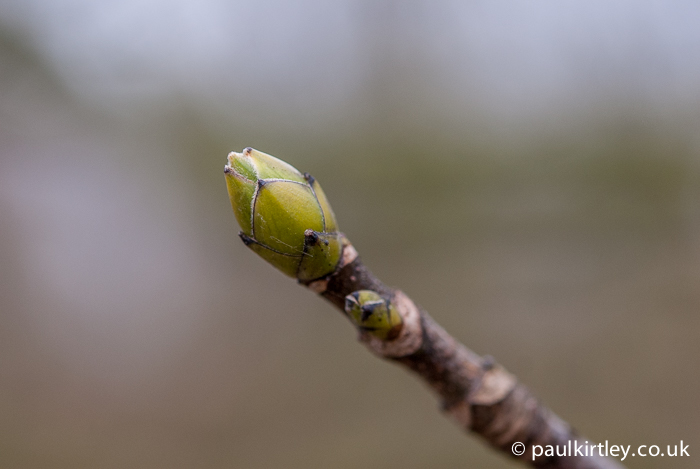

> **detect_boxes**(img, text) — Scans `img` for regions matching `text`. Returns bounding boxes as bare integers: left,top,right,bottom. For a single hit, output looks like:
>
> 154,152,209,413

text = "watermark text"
510,440,689,462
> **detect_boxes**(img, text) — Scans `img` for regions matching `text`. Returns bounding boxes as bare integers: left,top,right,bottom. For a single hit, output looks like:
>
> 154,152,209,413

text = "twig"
224,148,625,469
304,239,624,469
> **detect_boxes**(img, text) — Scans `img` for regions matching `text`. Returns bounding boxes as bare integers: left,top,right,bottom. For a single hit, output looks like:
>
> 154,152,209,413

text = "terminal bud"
225,148,341,281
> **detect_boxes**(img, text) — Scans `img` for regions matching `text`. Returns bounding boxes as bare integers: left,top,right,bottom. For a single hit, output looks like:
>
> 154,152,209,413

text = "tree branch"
224,148,624,468
304,238,625,469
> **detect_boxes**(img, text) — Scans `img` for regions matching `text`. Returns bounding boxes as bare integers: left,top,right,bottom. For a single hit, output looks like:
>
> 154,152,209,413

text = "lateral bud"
344,290,403,341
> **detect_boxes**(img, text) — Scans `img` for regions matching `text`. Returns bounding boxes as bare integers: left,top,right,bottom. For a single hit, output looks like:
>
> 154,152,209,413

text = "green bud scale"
225,147,341,281
344,290,403,341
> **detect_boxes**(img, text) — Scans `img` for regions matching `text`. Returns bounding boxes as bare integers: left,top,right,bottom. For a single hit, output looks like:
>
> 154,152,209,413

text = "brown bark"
303,238,625,469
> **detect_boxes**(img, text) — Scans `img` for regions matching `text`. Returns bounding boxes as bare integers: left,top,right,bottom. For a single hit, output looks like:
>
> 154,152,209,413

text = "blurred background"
1,1,698,468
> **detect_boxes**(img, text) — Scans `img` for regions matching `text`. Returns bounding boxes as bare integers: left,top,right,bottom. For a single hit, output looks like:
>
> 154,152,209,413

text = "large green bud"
344,290,403,340
224,147,341,281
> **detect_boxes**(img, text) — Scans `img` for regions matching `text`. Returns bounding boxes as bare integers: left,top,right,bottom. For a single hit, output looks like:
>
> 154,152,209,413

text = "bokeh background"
1,1,699,468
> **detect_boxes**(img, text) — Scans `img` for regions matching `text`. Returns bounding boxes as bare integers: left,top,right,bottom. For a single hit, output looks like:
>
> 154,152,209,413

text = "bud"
344,290,403,340
224,147,341,281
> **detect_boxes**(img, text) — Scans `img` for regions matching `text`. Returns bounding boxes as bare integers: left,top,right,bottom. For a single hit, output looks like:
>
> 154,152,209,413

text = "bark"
302,238,625,469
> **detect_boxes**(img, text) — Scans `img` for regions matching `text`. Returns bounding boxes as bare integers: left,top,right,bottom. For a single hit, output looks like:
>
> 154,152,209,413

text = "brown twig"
303,237,625,469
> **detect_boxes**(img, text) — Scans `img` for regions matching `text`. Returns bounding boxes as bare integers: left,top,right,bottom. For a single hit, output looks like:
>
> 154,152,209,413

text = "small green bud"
344,290,403,340
225,147,341,281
